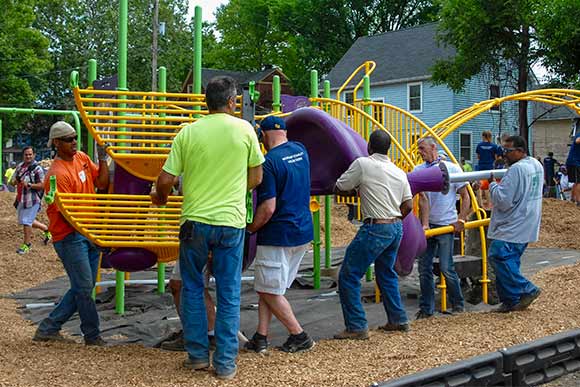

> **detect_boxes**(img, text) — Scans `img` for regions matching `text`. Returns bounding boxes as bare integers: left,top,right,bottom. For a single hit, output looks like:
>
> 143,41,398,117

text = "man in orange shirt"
33,121,109,346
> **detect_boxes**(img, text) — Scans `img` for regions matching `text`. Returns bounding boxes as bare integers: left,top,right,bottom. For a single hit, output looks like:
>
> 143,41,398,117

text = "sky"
188,0,227,22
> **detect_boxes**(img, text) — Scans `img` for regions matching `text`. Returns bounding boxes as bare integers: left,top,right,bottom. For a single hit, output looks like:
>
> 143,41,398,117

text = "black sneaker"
33,330,75,344
514,288,542,311
85,336,107,346
415,310,433,320
243,332,268,353
278,332,315,353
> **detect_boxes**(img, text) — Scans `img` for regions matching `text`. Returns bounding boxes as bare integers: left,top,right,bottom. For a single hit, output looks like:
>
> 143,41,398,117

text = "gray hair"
205,76,237,111
417,136,438,148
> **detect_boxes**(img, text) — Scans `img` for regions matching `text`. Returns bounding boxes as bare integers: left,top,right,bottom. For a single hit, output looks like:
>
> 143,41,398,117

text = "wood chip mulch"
0,192,578,387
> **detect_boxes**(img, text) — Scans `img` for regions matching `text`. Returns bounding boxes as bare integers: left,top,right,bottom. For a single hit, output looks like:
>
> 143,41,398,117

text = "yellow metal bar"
70,205,181,212
68,211,180,218
424,219,490,238
96,241,179,248
78,88,206,99
81,224,179,230
70,218,178,225
80,97,208,107
107,146,171,152
84,106,200,115
88,230,179,236
86,114,196,123
91,122,182,129
99,138,173,144
94,130,178,137
96,235,179,241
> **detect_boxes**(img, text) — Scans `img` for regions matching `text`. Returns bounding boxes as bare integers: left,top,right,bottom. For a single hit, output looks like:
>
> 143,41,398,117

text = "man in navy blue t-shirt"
245,116,314,354
476,130,500,171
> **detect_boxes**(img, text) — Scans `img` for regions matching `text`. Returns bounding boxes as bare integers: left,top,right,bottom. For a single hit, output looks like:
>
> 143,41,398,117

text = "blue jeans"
338,222,407,332
179,221,244,375
37,232,100,340
489,240,538,307
418,226,464,314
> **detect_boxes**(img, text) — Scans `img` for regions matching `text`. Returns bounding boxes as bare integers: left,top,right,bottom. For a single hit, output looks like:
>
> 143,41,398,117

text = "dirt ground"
0,191,579,387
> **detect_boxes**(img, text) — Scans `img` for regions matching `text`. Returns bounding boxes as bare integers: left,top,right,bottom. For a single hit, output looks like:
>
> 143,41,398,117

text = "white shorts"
17,202,40,226
253,243,309,296
171,259,211,288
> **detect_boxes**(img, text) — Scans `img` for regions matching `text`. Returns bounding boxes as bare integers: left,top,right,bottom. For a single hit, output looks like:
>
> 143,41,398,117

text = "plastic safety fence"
375,329,580,387
55,192,181,263
72,86,242,181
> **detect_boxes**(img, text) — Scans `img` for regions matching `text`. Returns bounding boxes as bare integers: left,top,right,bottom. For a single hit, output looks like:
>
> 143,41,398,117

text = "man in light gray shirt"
333,130,413,340
488,135,543,312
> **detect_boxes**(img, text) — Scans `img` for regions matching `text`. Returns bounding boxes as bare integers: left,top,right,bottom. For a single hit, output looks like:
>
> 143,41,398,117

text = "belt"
363,218,400,225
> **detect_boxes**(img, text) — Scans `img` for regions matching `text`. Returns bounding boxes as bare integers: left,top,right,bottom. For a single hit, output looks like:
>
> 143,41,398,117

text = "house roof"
533,103,580,121
325,23,455,90
181,67,285,91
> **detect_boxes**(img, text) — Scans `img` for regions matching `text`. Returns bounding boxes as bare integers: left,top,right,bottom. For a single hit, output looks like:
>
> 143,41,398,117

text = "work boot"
494,303,515,313
243,332,268,353
85,336,107,346
415,310,433,320
278,332,315,353
160,330,185,352
183,358,210,370
216,365,237,380
333,329,369,340
33,330,75,344
378,323,410,332
514,288,542,311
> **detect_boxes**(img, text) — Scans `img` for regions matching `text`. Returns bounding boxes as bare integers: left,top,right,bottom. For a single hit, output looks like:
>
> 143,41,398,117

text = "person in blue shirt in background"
245,116,315,354
476,130,501,171
565,129,580,205
487,136,543,313
542,152,560,197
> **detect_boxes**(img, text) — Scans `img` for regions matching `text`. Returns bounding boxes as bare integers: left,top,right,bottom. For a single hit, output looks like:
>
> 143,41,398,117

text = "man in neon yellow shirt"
152,76,264,380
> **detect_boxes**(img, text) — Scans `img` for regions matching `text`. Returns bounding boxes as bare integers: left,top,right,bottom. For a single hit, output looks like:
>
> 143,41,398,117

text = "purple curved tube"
395,213,427,276
106,247,158,272
406,162,450,196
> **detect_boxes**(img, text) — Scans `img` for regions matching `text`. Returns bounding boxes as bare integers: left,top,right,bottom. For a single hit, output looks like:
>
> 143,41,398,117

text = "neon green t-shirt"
163,113,264,229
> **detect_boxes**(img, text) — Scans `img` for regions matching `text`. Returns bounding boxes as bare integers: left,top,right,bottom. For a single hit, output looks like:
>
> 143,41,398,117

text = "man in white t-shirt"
414,137,470,319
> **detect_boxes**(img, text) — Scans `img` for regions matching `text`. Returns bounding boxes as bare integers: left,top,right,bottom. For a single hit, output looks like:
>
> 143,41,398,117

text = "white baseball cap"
48,121,76,147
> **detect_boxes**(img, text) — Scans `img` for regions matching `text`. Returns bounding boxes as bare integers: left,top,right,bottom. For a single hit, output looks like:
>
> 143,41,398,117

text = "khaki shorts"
253,243,309,296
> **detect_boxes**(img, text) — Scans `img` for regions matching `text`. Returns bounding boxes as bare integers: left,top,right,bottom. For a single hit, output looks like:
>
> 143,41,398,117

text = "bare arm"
247,197,276,233
418,193,430,229
399,198,413,219
576,136,580,144
247,165,263,191
151,170,176,205
453,185,471,232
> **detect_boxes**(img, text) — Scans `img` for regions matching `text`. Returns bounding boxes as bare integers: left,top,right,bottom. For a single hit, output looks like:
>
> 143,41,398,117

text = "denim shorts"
17,202,40,226
253,243,309,295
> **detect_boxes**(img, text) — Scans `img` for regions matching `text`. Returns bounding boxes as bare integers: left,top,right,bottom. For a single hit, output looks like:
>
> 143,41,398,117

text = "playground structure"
1,3,575,316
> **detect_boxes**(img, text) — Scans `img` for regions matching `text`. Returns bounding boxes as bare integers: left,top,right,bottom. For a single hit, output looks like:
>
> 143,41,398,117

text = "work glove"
96,144,108,161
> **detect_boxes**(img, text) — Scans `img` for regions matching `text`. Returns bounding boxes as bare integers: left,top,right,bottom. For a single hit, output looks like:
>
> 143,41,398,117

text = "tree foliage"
0,0,51,135
208,0,439,95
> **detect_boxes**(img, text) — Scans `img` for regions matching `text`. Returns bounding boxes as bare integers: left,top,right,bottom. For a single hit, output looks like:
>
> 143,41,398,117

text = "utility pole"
151,0,159,91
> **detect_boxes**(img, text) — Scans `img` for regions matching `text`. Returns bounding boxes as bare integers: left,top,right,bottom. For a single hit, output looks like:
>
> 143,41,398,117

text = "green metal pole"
0,108,81,144
272,75,281,112
363,75,373,282
87,59,97,159
0,119,2,182
193,6,202,116
322,80,332,268
310,70,321,289
157,66,167,294
115,0,129,315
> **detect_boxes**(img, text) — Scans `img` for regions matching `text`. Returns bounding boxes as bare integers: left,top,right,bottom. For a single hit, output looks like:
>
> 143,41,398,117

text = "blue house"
325,23,520,163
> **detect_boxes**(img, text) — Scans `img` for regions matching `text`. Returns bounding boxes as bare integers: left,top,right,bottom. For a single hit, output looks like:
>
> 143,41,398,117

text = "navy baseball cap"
259,116,286,131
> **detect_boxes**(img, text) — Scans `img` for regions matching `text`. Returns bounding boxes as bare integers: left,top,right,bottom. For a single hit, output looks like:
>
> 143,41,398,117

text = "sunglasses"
58,136,77,143
502,147,522,154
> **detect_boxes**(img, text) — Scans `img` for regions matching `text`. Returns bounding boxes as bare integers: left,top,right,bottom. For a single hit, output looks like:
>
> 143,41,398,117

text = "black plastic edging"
374,329,580,387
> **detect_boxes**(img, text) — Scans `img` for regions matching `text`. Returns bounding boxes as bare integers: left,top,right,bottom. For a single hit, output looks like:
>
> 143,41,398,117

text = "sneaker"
378,323,410,332
243,332,268,353
160,331,185,352
216,365,237,380
415,310,433,320
42,231,52,245
85,336,107,346
16,243,31,254
333,329,369,340
183,358,210,370
33,330,75,344
278,332,315,353
514,288,542,311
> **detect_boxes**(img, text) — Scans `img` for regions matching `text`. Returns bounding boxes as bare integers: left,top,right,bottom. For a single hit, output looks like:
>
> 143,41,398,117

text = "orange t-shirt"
44,152,100,242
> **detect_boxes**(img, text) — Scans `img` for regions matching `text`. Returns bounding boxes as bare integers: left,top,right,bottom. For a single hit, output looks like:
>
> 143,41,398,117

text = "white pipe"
95,279,170,287
26,302,56,309
449,169,507,183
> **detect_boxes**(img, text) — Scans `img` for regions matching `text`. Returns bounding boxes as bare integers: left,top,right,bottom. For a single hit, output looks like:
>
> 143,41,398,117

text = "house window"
460,132,472,161
489,84,500,111
344,91,354,118
372,98,384,124
408,82,422,112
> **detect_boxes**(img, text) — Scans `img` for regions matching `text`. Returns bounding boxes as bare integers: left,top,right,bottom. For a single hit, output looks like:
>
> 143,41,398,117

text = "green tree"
209,0,439,95
0,0,51,136
430,0,578,141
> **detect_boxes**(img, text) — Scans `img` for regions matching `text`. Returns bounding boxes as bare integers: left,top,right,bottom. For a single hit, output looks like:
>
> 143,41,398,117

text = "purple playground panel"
113,163,153,195
281,94,311,113
105,248,158,273
285,107,368,196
